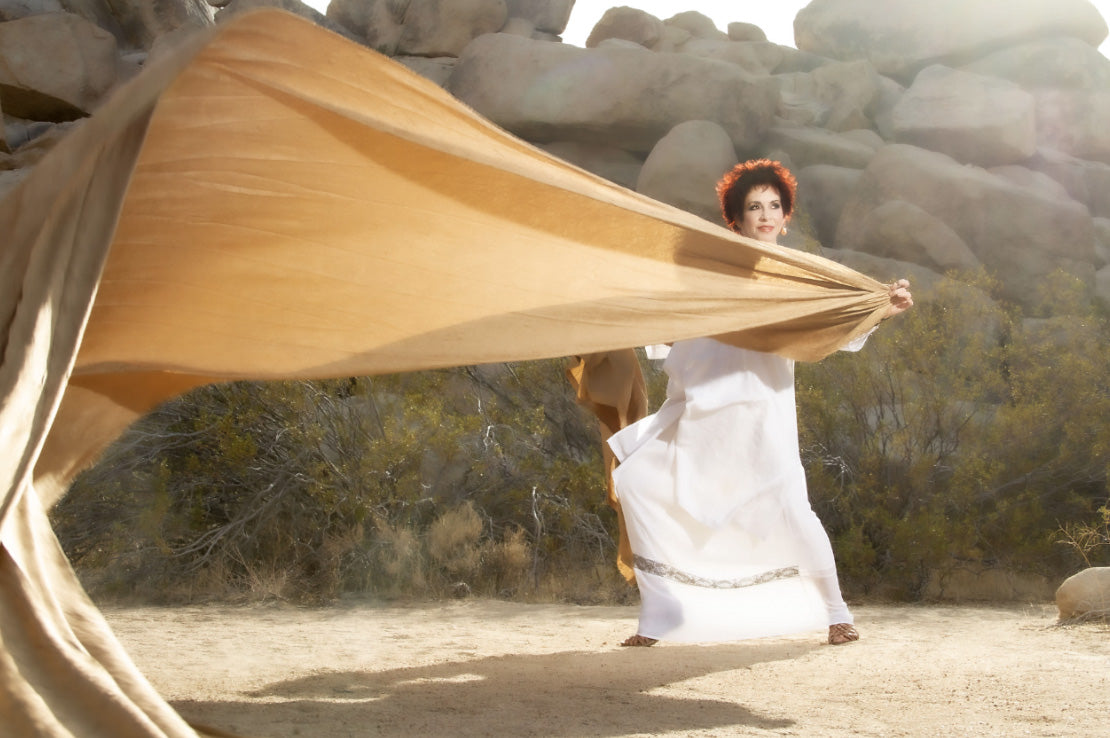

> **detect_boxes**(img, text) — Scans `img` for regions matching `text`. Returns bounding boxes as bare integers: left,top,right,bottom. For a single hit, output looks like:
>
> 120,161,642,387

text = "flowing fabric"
0,10,894,735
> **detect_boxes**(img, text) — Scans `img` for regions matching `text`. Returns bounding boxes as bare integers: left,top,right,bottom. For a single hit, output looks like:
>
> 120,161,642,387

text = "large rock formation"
3,0,1110,308
447,32,779,153
836,144,1095,302
3,0,1110,617
794,0,1108,83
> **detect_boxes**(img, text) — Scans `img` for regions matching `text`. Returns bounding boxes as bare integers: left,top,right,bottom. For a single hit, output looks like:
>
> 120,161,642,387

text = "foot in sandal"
828,623,859,645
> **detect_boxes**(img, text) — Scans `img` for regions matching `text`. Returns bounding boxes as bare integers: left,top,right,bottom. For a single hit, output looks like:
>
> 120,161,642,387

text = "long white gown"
608,337,860,642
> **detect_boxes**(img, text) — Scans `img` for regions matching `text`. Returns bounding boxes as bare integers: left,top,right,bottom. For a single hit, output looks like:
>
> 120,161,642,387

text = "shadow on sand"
174,639,818,737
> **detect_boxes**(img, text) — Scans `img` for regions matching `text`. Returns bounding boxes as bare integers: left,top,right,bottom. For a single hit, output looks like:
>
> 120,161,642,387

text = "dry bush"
426,501,484,581
369,516,426,597
532,562,636,605
229,553,292,603
1058,504,1110,568
481,527,532,596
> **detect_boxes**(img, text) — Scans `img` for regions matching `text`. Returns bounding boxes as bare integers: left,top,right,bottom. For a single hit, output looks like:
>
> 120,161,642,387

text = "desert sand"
104,600,1109,737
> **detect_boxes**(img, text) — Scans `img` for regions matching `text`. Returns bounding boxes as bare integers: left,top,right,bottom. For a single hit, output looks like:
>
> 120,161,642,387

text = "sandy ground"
104,600,1109,738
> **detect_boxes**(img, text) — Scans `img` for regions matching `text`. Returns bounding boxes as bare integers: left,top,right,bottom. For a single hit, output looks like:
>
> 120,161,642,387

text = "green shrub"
52,273,1110,605
798,271,1110,597
53,361,619,604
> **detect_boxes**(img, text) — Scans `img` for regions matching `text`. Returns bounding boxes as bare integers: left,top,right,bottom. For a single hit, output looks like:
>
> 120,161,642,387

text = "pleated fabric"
609,339,843,642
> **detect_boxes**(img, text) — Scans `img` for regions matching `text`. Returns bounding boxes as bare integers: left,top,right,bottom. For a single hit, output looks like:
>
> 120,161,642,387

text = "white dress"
608,337,860,642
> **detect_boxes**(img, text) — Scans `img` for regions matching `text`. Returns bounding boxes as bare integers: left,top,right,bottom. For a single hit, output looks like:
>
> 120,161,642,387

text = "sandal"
828,623,859,645
620,634,658,647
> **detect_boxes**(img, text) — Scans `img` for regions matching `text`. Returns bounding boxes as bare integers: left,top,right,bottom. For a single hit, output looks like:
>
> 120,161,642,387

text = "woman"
610,159,912,647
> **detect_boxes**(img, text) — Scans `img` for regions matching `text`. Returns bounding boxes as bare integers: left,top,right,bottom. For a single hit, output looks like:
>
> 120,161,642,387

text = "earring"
781,226,788,235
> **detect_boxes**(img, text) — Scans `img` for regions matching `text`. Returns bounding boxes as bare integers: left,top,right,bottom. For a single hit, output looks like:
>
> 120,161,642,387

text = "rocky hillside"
2,0,1109,308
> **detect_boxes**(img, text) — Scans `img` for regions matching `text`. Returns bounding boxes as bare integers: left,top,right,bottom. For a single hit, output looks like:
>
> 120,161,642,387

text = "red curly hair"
716,159,797,233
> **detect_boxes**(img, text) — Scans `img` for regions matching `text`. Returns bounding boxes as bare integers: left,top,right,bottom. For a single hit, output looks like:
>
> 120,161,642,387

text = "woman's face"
737,185,786,243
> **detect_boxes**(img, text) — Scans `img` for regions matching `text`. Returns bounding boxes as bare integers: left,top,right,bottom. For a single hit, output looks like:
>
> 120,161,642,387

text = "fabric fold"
1,10,895,735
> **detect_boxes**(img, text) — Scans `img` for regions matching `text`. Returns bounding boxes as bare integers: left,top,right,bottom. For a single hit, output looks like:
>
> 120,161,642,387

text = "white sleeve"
644,344,671,360
839,326,877,353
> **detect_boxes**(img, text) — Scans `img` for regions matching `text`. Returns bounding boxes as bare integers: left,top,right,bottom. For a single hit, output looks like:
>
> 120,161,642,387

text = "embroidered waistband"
633,555,799,589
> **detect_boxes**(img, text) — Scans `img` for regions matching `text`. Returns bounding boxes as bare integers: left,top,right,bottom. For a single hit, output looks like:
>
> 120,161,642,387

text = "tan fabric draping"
567,350,649,583
0,9,892,735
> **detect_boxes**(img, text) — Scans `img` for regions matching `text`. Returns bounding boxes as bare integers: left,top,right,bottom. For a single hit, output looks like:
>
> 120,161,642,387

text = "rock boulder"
327,0,406,54
1093,218,1110,266
891,65,1036,167
809,59,883,132
328,0,508,57
1056,567,1110,620
854,199,980,272
775,59,883,131
397,0,507,57
664,10,726,42
794,0,1109,83
727,21,765,43
0,12,117,120
539,141,643,190
1034,89,1110,165
988,165,1072,201
54,0,214,49
795,164,861,246
1,0,64,21
585,5,663,50
822,248,944,294
764,126,877,170
836,144,1095,304
1026,148,1110,219
449,33,780,154
395,56,456,87
962,36,1110,92
679,39,784,76
504,0,572,36
635,120,736,222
